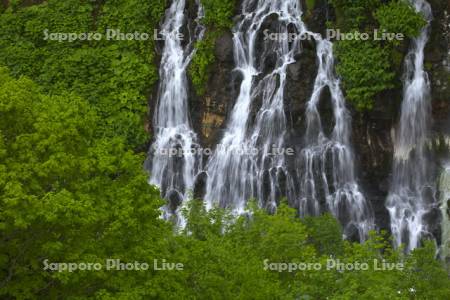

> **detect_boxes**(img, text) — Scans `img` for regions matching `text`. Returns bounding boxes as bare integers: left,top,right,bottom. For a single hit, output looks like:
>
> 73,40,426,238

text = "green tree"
0,68,169,299
0,0,166,148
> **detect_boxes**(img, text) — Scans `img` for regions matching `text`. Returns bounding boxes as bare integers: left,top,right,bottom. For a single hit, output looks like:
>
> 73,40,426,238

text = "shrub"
374,0,427,39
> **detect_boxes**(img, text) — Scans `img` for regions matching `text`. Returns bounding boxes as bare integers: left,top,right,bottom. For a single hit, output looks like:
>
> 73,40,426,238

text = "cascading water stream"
146,0,204,223
386,0,435,252
204,0,305,213
297,40,374,241
204,0,374,240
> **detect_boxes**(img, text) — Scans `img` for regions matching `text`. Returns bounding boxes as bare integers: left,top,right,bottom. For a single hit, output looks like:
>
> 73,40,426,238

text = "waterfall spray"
386,0,435,252
297,39,374,241
146,0,205,224
203,0,373,240
204,0,304,213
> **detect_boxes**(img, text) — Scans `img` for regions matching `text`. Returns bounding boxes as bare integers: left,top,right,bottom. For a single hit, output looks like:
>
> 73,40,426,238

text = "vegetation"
330,0,382,31
0,0,166,148
335,39,395,110
189,35,216,96
330,0,427,111
1,1,449,299
188,0,237,95
306,0,316,11
0,67,169,299
201,0,236,29
1,134,449,299
375,0,427,39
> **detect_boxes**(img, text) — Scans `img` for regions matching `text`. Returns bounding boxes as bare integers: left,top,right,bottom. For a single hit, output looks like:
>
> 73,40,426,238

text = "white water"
204,0,305,213
203,0,373,240
147,0,204,223
297,40,374,241
386,0,434,252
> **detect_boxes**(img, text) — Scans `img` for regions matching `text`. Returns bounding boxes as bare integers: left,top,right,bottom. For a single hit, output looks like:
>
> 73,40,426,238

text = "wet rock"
173,0,450,240
261,170,271,207
188,29,237,147
422,207,442,243
287,60,302,81
285,47,317,130
303,0,332,35
167,189,183,213
344,223,361,242
276,167,287,199
193,171,208,199
215,31,234,63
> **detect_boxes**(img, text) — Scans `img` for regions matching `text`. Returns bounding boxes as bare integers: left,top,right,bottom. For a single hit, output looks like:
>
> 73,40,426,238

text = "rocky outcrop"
285,40,318,133
427,0,450,139
189,30,238,147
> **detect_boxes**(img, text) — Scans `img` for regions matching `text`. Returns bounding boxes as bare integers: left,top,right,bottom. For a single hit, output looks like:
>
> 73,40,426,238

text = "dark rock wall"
427,0,450,137
189,30,238,147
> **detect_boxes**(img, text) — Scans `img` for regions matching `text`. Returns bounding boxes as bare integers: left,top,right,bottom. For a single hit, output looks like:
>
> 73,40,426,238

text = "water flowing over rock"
204,0,304,213
146,0,205,224
202,0,374,240
296,40,374,241
386,0,439,252
146,0,448,246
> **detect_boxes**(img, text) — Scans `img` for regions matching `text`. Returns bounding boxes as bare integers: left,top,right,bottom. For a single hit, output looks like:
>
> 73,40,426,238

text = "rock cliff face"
188,29,239,148
151,0,450,232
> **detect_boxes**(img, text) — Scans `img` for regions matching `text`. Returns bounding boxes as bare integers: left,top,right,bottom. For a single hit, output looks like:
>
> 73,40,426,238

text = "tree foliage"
1,98,449,298
0,0,166,148
0,68,169,299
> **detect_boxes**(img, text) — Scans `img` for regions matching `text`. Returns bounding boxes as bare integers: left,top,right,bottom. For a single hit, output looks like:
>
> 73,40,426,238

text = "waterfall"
203,0,373,240
297,40,374,241
386,0,435,252
146,0,204,223
204,0,304,213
